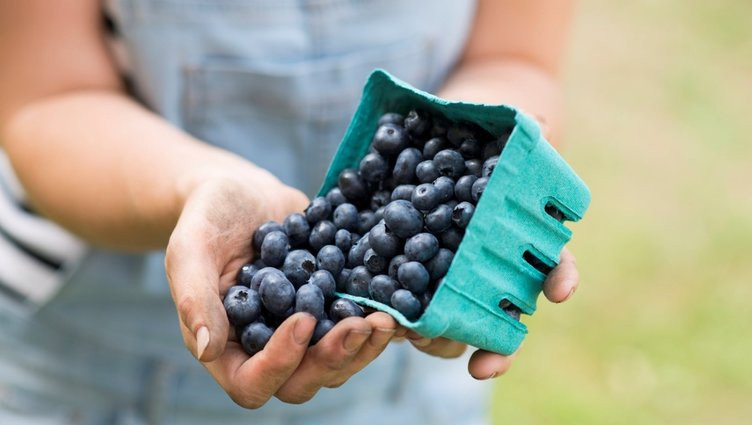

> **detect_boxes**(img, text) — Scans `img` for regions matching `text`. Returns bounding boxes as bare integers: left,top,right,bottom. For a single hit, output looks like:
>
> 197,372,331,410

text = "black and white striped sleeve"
0,151,87,306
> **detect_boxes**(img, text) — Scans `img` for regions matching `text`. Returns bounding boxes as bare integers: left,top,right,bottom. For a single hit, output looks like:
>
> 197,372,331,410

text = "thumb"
166,234,230,362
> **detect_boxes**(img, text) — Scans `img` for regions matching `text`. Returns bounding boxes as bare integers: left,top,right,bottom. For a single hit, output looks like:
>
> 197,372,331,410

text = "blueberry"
391,184,416,201
545,203,566,222
316,245,345,276
403,109,432,137
432,176,454,203
433,149,465,179
452,201,475,229
459,138,482,159
370,190,392,210
357,210,379,235
411,183,441,212
336,268,352,292
373,206,385,224
345,265,372,298
258,272,296,316
454,175,478,203
283,213,310,248
310,319,335,345
368,221,401,258
260,230,288,267
397,261,430,294
430,117,449,137
388,254,409,279
383,200,424,239
236,263,259,287
422,137,448,159
496,130,512,152
471,177,489,202
482,155,499,177
305,197,332,224
415,160,440,183
425,248,454,280
252,221,284,253
391,289,422,320
502,303,522,321
280,249,316,288
240,322,274,356
338,169,369,205
334,228,353,253
404,233,439,262
392,147,422,184
481,140,501,160
424,204,453,233
369,275,399,305
224,285,262,326
295,284,325,319
307,269,336,299
377,112,404,126
308,220,337,253
359,152,389,182
446,124,476,146
372,123,409,157
333,203,359,232
347,234,371,268
439,227,464,251
329,298,365,322
418,291,433,310
364,248,388,274
465,159,482,177
326,187,348,207
250,267,284,291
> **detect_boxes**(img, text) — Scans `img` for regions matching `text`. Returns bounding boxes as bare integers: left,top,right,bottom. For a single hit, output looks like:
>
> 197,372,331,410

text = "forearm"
439,59,562,143
1,90,254,251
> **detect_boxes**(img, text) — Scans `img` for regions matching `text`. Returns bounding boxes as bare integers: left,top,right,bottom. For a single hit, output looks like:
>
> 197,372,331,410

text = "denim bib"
0,1,492,424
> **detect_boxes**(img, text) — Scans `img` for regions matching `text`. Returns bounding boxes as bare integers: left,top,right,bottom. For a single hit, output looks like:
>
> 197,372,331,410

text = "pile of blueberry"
224,109,517,356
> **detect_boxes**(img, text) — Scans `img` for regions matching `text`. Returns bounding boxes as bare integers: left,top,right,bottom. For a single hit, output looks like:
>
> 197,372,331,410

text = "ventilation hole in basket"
523,250,554,276
498,299,524,322
544,202,566,222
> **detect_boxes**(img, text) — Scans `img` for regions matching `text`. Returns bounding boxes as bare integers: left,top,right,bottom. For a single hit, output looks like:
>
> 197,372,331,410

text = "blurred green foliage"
490,1,752,424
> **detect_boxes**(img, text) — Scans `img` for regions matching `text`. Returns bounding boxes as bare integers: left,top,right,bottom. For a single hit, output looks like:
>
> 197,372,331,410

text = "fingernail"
370,327,396,347
343,329,372,352
196,326,210,360
486,372,499,380
293,314,316,345
408,335,431,347
560,286,577,303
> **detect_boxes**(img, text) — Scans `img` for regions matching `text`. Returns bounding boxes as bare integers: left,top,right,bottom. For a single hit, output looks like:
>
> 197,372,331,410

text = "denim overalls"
0,1,491,424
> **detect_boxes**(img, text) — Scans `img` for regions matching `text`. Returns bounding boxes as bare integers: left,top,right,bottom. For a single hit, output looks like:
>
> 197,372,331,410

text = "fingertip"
543,250,580,303
365,311,398,331
468,349,515,380
196,326,210,360
290,312,317,345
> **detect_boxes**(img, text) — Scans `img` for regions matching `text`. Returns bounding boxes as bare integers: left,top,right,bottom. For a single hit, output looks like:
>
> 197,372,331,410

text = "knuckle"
318,352,351,371
227,387,268,410
324,377,350,389
276,389,316,405
176,295,197,323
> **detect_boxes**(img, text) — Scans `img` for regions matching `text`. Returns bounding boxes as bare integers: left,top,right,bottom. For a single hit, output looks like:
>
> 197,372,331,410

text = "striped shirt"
0,151,87,307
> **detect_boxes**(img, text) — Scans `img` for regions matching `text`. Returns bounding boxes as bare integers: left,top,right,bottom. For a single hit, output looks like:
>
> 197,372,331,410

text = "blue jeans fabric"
0,1,491,424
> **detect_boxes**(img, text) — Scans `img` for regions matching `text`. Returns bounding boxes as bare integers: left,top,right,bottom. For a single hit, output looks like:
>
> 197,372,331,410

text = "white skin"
0,0,577,408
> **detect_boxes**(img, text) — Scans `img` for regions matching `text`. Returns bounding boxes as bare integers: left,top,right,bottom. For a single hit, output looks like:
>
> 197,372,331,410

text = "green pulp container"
318,70,591,355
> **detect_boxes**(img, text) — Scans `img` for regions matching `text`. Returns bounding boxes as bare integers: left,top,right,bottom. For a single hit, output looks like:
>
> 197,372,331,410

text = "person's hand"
402,248,579,379
164,165,400,408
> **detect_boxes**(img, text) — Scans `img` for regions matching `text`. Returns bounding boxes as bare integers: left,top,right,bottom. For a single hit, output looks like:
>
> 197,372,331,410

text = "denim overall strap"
0,1,490,424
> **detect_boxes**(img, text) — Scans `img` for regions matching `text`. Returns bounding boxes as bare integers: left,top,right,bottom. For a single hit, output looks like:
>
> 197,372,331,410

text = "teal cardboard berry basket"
318,70,591,355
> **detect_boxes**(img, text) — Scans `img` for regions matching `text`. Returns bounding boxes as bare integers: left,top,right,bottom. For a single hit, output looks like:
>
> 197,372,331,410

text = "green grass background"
489,1,752,424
